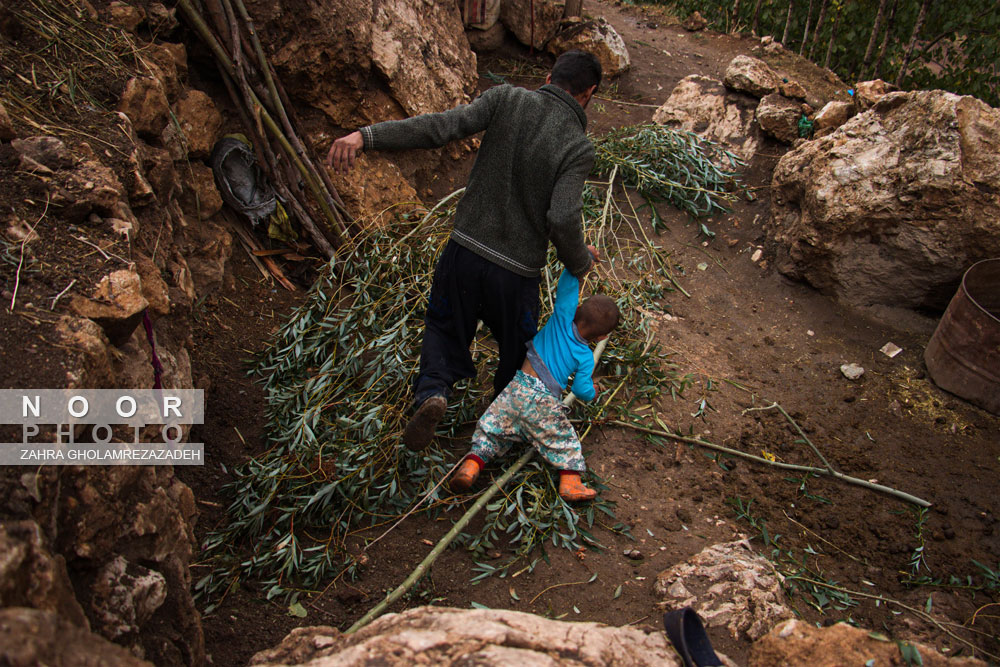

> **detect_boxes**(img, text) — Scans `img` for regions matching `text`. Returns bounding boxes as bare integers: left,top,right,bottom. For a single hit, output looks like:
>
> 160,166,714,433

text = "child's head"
574,295,620,342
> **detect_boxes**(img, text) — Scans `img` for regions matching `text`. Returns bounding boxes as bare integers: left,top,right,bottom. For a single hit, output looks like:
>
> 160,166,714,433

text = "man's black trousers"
413,240,541,406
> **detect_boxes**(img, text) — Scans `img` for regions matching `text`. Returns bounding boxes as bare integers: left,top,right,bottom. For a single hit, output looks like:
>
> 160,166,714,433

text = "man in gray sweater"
327,50,601,451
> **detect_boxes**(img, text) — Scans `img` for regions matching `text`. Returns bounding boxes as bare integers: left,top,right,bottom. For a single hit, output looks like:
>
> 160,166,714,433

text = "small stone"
751,248,763,262
879,342,902,358
840,363,864,381
624,549,643,560
806,329,814,336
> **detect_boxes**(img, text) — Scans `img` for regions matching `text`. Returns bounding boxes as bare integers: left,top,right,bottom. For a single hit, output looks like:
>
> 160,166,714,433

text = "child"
449,266,620,502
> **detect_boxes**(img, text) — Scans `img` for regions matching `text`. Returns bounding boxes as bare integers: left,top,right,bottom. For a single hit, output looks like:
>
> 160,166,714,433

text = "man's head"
574,295,620,343
548,50,602,108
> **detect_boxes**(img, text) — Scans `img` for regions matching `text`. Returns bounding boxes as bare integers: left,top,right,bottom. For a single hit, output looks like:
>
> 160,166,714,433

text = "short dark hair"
576,295,620,339
551,50,602,96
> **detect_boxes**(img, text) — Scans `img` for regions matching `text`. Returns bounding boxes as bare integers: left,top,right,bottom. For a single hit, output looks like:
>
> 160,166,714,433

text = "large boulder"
250,606,727,666
654,539,793,641
248,0,476,126
768,90,1000,309
501,0,565,50
723,55,781,98
547,18,630,77
756,93,802,144
853,78,895,111
750,619,986,667
652,75,759,160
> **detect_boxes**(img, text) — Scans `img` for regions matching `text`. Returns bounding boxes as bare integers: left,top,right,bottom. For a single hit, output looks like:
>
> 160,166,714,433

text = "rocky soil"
1,0,998,665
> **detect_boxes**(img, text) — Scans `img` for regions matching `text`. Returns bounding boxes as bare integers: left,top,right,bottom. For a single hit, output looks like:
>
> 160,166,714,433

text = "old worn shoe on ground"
402,395,446,451
450,456,482,492
558,471,597,502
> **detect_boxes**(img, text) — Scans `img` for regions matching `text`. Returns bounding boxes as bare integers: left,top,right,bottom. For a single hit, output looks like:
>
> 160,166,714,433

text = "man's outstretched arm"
326,85,505,174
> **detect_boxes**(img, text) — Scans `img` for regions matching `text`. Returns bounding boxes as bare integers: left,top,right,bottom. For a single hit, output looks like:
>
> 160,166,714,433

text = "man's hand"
326,131,364,174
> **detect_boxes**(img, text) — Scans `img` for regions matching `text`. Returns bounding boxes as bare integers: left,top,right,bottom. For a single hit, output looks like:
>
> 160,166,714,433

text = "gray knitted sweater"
360,84,594,278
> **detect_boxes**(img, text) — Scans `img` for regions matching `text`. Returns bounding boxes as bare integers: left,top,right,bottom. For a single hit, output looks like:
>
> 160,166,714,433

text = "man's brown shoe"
558,472,597,502
450,457,482,492
402,396,446,451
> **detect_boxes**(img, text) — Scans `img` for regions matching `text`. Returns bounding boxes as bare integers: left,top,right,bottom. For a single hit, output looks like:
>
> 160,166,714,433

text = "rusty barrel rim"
960,258,1000,324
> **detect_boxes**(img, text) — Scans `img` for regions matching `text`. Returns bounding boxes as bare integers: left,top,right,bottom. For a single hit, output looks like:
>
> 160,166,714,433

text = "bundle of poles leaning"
176,0,351,260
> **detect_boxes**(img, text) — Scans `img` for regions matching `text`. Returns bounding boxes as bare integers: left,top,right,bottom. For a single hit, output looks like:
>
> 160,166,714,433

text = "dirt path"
183,2,1000,664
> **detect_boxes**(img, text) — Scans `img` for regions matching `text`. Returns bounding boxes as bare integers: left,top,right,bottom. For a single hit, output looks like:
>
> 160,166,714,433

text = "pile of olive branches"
195,125,743,609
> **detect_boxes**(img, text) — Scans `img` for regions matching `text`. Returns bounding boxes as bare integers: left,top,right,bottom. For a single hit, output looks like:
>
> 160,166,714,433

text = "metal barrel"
924,258,1000,416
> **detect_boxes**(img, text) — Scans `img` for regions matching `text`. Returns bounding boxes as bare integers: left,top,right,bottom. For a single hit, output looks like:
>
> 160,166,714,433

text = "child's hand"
592,378,602,396
587,245,601,262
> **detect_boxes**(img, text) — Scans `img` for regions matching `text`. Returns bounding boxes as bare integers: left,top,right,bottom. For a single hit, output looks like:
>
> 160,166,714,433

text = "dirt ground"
2,0,997,665
176,2,1000,665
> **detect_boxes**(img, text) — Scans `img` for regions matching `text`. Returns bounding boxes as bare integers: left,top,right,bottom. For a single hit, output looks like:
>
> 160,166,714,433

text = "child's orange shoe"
559,472,597,502
450,456,482,492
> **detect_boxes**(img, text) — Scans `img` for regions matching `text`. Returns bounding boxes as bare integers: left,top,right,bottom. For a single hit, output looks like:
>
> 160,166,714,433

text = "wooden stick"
345,338,610,634
612,420,931,507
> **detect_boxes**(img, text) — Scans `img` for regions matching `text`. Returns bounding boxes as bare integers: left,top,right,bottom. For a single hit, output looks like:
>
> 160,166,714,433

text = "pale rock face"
70,270,149,347
653,75,760,160
501,0,565,50
768,90,1000,309
0,608,152,667
853,78,895,111
723,55,781,98
654,539,794,641
118,77,170,137
756,93,803,144
251,606,726,666
812,100,854,134
547,18,631,77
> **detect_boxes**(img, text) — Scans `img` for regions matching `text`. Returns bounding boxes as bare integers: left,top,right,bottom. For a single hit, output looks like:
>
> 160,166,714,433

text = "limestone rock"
53,158,126,223
139,42,183,101
0,608,151,667
0,521,89,628
115,113,156,207
0,100,14,141
328,153,418,220
107,1,145,33
251,606,696,666
756,93,802,144
655,539,793,641
167,249,198,309
90,556,167,642
682,11,708,31
134,253,171,317
142,144,180,202
54,316,115,388
182,220,232,295
750,619,986,667
547,18,630,77
11,135,74,171
258,0,476,127
118,77,170,137
768,90,1000,309
779,79,807,100
501,0,564,50
854,78,895,111
146,3,178,33
168,90,223,159
179,162,223,220
724,55,781,98
70,270,149,347
812,100,854,135
652,75,759,160
466,22,507,52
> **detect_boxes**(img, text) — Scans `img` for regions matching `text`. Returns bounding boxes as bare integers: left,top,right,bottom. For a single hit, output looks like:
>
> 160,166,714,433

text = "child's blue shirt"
525,269,596,402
